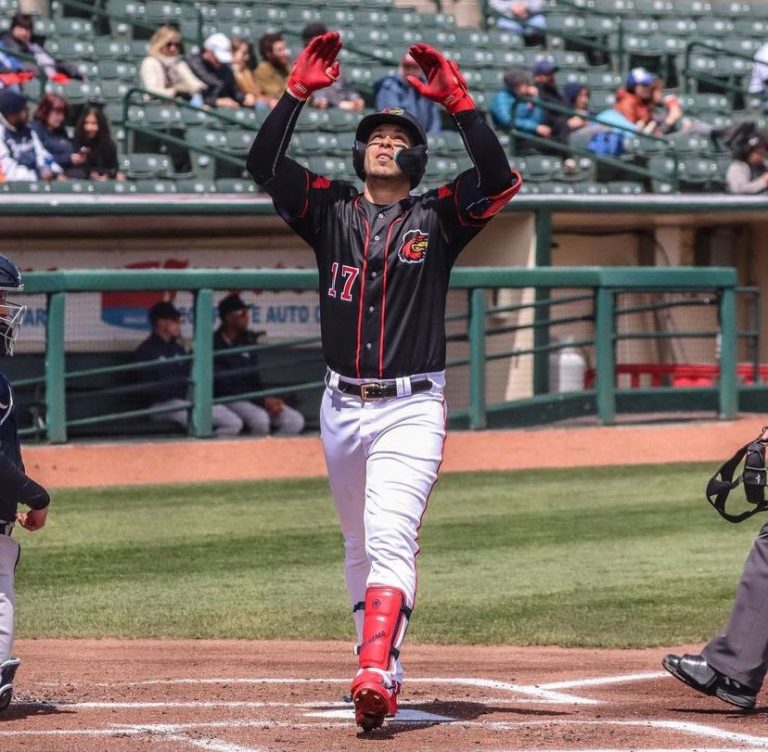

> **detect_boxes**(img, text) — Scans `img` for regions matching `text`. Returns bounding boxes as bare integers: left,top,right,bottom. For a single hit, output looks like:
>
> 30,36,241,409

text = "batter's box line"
53,672,668,706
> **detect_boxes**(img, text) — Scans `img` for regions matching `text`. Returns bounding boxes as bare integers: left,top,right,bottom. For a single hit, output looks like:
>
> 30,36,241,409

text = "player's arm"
0,449,50,532
407,43,521,217
247,32,342,216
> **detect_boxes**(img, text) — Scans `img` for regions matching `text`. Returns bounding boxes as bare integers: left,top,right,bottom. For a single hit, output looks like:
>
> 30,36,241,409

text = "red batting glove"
406,42,474,115
286,31,342,101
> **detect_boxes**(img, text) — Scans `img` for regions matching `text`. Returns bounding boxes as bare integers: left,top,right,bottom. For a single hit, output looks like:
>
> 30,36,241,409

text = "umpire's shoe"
0,657,21,712
662,653,757,710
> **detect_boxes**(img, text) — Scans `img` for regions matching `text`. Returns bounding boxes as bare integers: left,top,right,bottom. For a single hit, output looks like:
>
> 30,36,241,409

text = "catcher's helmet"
353,107,429,188
0,254,26,357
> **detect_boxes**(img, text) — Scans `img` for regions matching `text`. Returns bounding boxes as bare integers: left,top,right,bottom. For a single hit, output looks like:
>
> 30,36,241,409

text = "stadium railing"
19,266,739,444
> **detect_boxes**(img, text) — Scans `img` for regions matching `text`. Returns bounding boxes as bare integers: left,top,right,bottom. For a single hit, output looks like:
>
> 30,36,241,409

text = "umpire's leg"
0,534,20,662
702,521,768,690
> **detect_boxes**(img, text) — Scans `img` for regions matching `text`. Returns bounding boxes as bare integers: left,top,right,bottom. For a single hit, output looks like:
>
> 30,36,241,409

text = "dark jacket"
538,81,569,143
30,120,75,171
185,53,244,107
134,333,189,402
70,134,119,179
0,370,49,522
213,329,264,403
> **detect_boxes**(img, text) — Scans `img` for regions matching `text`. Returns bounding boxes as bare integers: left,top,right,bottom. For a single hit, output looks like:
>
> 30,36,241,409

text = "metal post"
191,289,214,437
533,209,552,395
468,288,487,430
45,292,67,444
718,286,738,420
595,287,616,425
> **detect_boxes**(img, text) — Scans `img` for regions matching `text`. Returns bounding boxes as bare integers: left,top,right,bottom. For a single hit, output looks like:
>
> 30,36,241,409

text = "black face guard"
706,427,768,523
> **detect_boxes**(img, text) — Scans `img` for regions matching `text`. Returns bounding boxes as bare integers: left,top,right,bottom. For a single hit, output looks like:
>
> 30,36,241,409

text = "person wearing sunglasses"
140,25,205,103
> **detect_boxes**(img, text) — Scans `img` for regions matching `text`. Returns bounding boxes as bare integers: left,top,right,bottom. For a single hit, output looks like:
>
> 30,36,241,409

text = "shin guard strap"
358,586,409,672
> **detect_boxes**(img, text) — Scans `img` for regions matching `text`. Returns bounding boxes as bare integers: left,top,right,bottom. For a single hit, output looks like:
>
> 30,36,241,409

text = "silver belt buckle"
360,382,383,401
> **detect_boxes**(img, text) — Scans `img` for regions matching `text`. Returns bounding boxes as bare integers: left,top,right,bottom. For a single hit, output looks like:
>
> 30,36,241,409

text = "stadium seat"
45,80,102,105
186,129,227,180
88,180,137,194
633,0,674,13
224,130,253,157
46,180,97,194
291,132,341,156
93,37,131,60
431,130,465,156
120,153,174,179
46,38,96,61
307,156,348,179
98,60,138,80
671,0,712,15
131,179,178,193
145,0,184,23
517,155,561,182
175,179,217,194
215,178,257,193
53,18,95,37
605,181,645,193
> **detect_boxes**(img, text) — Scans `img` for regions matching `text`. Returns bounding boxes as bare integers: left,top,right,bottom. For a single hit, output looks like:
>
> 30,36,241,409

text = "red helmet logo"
398,230,429,264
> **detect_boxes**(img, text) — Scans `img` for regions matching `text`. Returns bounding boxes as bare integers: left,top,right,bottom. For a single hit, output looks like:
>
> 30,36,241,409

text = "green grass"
14,463,759,647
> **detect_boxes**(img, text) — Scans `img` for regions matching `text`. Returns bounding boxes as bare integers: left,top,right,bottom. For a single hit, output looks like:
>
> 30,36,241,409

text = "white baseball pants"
320,370,446,646
0,533,19,663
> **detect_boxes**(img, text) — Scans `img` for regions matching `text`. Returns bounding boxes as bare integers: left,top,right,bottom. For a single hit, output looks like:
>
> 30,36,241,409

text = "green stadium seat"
666,0,711,14
431,130,465,156
71,62,99,82
47,180,97,194
131,179,178,193
518,182,540,195
145,0,184,23
291,132,341,156
46,38,96,61
344,65,375,93
733,18,768,37
93,37,131,60
353,8,390,25
88,180,137,194
574,182,609,195
186,129,227,180
451,49,494,69
486,30,523,49
592,0,636,14
496,50,527,68
3,181,47,193
121,152,174,179
307,156,348,178
224,130,253,157
518,155,562,181
284,6,322,24
711,1,751,16
623,18,658,34
294,108,328,132
53,18,95,37
605,181,645,193
215,5,251,22
175,179,217,194
695,17,733,36
98,60,138,80
45,80,102,105
99,79,132,102
632,0,674,14
128,40,150,59
215,178,258,193
666,132,709,155
657,18,696,36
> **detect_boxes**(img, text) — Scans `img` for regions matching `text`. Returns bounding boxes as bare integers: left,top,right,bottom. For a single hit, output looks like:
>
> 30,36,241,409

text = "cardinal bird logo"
398,229,429,264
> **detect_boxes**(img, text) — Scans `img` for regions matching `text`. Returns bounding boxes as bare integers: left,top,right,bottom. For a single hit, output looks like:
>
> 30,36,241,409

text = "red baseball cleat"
351,669,399,732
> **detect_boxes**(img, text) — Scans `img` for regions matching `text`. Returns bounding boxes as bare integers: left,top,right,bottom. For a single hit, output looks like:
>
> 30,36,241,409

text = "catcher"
0,254,50,712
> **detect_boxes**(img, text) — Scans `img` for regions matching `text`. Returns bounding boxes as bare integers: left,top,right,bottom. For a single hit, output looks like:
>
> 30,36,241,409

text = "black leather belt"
334,376,433,401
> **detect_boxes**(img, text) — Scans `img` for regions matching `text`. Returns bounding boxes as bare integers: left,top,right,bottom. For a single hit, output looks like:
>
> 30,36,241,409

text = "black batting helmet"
353,107,429,188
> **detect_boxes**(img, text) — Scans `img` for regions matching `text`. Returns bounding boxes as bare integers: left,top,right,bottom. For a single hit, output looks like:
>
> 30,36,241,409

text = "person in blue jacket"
490,67,553,153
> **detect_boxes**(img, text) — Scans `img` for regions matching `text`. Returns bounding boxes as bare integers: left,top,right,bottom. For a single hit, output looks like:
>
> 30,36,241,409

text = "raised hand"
287,31,342,101
405,43,474,114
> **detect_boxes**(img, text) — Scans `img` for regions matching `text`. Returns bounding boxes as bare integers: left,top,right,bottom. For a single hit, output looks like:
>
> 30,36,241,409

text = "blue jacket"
490,88,543,133
374,75,441,134
30,120,75,171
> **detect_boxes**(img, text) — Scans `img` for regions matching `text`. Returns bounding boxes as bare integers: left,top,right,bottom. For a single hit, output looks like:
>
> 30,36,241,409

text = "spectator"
231,36,270,109
487,0,546,45
374,52,441,134
531,59,573,144
748,40,768,113
726,132,768,194
30,93,87,177
253,32,290,103
69,105,123,181
213,294,305,436
187,33,255,109
490,67,550,152
613,67,657,131
134,301,244,437
0,13,79,85
139,25,206,104
0,89,62,181
301,23,364,111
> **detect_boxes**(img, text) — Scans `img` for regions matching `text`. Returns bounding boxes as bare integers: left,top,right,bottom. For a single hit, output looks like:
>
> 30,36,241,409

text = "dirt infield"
6,418,768,750
4,639,767,751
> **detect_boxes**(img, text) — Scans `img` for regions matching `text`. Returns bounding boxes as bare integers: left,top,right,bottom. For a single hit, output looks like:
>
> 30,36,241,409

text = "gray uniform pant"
0,533,19,663
702,521,768,690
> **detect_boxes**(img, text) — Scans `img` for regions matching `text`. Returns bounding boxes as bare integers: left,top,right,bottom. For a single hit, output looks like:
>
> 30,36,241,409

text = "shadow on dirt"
0,701,73,721
670,705,763,717
356,699,569,739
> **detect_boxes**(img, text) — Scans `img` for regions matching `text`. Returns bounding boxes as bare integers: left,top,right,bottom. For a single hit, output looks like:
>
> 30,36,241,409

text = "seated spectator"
532,59,573,143
134,301,244,437
0,13,79,85
726,133,768,194
301,23,364,112
187,33,255,109
140,25,206,104
487,0,546,45
613,67,656,131
563,83,610,141
374,52,441,134
213,294,305,436
69,105,124,181
490,67,550,151
749,40,768,113
30,93,88,177
0,89,62,181
231,36,271,109
253,32,290,103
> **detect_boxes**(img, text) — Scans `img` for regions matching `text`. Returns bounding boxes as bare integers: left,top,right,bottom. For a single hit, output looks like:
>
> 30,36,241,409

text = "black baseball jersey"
0,371,50,522
251,98,521,380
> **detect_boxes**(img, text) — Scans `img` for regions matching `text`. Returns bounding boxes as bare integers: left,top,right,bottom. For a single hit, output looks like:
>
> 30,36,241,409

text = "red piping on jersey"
379,214,405,377
353,196,371,378
298,170,311,219
468,170,523,220
453,173,469,227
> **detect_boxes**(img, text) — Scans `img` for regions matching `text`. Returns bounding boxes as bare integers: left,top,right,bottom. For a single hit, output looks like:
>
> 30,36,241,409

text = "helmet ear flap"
353,139,367,182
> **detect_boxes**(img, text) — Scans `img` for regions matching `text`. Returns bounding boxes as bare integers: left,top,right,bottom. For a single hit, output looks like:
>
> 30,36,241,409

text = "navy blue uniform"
133,334,189,402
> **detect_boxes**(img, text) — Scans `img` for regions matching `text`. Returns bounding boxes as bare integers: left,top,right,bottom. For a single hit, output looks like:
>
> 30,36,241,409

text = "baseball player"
0,254,51,712
247,32,520,732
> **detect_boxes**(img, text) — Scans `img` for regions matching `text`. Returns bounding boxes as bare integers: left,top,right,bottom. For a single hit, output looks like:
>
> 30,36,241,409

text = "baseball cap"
204,32,233,64
627,67,656,87
0,90,28,117
218,293,249,319
148,301,181,325
301,22,327,43
532,59,559,76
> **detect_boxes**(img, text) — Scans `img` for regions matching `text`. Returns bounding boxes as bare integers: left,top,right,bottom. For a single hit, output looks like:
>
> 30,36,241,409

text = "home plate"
305,708,454,723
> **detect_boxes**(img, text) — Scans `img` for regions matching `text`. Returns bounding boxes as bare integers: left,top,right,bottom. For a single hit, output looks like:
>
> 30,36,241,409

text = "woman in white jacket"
139,25,205,102
726,134,768,195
